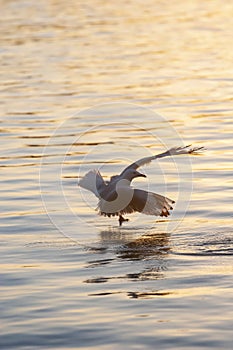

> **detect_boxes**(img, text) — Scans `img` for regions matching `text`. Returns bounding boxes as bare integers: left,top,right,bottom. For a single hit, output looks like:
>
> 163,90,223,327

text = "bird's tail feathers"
78,169,105,198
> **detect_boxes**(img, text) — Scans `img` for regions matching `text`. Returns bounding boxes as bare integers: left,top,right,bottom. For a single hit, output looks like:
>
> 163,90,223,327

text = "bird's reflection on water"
85,226,171,277
99,227,171,261
85,227,172,298
116,232,171,261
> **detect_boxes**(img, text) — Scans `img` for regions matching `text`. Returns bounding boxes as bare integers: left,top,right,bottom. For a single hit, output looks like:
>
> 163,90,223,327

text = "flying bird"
78,145,203,226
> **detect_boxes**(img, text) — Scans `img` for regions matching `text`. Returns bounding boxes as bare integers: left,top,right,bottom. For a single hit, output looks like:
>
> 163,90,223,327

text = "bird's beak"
137,172,147,178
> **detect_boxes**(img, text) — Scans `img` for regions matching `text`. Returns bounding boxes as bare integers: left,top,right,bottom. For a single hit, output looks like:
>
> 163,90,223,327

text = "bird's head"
122,169,147,182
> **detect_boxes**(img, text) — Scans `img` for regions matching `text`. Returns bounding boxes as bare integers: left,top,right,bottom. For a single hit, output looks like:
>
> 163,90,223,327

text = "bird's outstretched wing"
120,145,204,174
121,189,175,217
97,188,175,218
78,169,106,198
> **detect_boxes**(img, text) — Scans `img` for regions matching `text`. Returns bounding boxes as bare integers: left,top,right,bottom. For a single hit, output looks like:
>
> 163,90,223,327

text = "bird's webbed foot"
119,215,129,226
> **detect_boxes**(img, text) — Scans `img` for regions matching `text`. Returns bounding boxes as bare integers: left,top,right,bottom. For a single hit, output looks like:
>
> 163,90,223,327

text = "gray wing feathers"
123,189,175,217
98,188,175,218
121,145,204,173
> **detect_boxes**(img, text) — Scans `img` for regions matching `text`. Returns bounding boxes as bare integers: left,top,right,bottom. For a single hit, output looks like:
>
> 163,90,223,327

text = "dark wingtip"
188,146,205,154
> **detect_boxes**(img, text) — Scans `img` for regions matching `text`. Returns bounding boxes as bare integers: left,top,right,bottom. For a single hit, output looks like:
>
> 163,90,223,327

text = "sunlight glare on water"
1,0,233,349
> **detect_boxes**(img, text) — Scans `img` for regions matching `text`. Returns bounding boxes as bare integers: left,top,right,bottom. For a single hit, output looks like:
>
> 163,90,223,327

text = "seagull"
78,145,203,226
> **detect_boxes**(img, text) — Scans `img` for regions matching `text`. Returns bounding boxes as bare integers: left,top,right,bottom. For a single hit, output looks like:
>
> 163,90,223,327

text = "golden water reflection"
1,0,233,349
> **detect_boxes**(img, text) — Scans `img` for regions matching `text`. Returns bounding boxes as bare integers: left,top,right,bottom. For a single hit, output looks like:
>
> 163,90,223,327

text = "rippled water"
1,1,233,349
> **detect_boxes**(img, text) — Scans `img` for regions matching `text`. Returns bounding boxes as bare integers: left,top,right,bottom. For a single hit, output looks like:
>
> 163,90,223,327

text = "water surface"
1,1,233,349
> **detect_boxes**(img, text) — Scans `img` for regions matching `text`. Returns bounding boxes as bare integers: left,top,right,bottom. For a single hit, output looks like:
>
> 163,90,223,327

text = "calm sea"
1,1,233,349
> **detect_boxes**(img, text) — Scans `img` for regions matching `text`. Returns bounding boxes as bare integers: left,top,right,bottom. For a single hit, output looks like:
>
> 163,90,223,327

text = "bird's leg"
119,215,129,226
